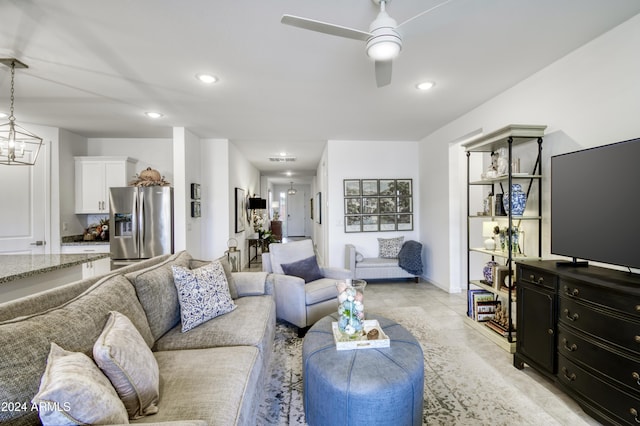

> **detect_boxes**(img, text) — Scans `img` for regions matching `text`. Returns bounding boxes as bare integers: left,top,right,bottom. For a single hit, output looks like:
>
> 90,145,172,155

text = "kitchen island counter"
0,253,110,284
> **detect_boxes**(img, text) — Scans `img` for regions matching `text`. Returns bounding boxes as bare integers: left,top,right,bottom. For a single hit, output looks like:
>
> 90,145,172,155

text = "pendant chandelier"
0,58,43,166
287,182,297,195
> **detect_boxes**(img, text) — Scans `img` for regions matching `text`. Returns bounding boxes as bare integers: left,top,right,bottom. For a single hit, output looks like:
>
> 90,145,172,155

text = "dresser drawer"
558,324,640,396
558,355,640,426
517,265,558,291
560,278,640,319
559,296,640,355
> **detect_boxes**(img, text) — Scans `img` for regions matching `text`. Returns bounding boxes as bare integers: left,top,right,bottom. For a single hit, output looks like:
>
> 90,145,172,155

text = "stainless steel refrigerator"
109,186,173,265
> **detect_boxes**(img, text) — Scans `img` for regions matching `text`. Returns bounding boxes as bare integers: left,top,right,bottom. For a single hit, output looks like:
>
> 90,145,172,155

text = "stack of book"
485,319,516,337
467,290,499,322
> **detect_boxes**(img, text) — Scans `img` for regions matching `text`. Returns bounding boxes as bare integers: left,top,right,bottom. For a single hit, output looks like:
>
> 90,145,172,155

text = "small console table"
247,238,268,268
514,260,640,426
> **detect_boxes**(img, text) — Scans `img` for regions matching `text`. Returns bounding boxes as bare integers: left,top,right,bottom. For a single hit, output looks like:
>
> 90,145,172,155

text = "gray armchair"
262,239,352,333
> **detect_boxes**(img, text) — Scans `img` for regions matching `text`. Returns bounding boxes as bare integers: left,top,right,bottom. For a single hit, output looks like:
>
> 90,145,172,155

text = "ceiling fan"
281,0,453,87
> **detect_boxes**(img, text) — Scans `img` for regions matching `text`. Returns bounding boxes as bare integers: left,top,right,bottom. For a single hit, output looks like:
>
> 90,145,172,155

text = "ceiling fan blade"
281,14,371,41
396,0,454,29
375,60,392,88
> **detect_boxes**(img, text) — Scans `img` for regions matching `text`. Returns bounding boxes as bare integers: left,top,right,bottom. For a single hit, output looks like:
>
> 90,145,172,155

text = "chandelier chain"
9,61,16,122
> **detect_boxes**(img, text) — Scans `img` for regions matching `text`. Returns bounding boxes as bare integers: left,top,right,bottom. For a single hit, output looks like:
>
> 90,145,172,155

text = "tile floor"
363,279,602,426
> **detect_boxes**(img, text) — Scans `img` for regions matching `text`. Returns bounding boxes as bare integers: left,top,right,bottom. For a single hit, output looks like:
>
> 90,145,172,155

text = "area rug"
256,307,563,425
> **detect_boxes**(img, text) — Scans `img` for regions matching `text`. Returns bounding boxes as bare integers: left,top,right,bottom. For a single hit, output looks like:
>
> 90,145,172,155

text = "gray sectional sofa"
0,251,276,425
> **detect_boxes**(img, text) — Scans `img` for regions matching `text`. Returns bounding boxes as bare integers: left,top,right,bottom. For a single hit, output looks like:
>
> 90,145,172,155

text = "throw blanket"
398,240,423,275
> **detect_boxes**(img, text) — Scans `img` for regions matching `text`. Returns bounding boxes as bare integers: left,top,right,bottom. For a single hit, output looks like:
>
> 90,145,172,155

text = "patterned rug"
256,307,565,425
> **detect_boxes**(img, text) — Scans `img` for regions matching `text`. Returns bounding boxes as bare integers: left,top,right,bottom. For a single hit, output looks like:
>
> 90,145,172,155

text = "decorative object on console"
271,201,280,220
483,221,498,250
503,183,527,216
0,58,42,166
483,260,499,284
226,238,241,272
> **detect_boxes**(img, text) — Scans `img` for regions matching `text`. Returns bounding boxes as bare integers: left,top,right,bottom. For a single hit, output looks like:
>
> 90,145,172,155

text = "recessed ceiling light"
416,81,435,91
286,171,292,177
196,73,218,84
280,152,287,156
145,112,163,119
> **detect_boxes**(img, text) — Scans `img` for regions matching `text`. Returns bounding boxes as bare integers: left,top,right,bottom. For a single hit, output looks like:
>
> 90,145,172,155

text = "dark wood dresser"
514,260,640,426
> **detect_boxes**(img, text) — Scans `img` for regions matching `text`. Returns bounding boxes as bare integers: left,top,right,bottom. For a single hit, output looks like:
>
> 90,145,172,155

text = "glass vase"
336,280,367,339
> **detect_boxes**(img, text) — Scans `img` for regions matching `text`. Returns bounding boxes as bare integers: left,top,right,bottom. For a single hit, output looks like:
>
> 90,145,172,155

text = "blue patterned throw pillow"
172,261,237,332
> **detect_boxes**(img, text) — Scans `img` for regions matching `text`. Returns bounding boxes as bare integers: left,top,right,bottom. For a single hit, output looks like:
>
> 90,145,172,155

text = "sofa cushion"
357,257,400,268
154,295,275,359
93,311,160,419
377,236,404,258
281,255,324,283
126,251,192,340
32,342,129,426
0,273,153,425
269,239,315,274
172,261,237,332
129,347,262,425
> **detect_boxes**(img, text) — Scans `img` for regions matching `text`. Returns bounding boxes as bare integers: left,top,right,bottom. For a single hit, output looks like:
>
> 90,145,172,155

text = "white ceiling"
1,0,639,181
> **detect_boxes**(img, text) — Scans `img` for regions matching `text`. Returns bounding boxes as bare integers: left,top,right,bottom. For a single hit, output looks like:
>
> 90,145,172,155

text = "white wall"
200,139,231,260
420,14,640,293
229,142,261,269
326,140,420,269
58,129,88,238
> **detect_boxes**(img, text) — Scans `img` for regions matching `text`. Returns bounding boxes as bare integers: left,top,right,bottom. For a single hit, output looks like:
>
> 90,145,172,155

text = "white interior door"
286,188,306,237
0,149,47,254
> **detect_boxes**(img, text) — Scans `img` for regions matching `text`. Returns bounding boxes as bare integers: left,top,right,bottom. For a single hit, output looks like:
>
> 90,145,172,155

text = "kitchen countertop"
0,253,110,284
60,235,109,246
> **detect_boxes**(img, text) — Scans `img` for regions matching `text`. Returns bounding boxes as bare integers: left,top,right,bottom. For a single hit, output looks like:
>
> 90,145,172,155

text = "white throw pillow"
32,342,129,426
172,260,237,332
93,311,160,419
378,236,405,259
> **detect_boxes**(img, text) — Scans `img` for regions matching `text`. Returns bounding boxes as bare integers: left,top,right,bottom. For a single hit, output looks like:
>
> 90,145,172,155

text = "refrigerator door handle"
132,190,139,255
139,189,145,250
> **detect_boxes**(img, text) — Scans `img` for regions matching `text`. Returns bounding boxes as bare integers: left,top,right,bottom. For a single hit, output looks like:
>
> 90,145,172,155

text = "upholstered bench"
302,313,424,426
345,243,421,282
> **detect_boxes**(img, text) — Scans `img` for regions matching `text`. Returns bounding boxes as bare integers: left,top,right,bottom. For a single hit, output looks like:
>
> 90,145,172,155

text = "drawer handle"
636,305,640,313
561,367,576,382
563,286,579,297
636,336,640,344
563,309,579,322
630,408,640,423
633,372,640,386
562,338,578,352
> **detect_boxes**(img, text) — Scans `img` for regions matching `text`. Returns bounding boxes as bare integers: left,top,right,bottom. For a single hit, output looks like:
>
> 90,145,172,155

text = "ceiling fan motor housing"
366,11,402,61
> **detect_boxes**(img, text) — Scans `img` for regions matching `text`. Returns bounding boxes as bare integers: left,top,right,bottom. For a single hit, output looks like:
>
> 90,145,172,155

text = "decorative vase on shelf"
336,280,366,339
503,183,527,216
483,261,499,284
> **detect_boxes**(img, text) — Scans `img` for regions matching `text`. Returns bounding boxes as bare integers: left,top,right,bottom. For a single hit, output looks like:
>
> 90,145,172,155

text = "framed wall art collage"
343,178,413,233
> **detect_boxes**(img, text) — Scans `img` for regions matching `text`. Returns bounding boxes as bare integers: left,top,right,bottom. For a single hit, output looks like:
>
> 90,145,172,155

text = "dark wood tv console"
514,260,640,426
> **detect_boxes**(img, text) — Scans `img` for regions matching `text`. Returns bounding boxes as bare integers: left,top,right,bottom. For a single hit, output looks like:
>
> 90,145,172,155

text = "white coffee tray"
331,320,390,351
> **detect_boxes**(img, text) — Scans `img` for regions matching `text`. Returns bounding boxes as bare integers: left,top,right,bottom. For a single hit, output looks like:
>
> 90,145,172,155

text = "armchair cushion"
268,239,315,274
281,255,324,283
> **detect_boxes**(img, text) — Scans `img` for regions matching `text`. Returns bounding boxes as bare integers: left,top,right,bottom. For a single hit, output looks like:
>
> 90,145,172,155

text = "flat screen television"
551,138,640,270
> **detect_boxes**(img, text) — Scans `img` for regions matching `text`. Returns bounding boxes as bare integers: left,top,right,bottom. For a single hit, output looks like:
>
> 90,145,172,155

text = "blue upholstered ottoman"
303,314,424,426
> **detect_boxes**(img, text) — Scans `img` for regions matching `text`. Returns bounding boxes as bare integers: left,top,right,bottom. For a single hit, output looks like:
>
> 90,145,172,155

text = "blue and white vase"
503,184,527,216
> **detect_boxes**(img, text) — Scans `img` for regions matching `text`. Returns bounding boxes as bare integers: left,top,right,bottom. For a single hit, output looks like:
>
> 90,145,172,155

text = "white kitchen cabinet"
74,157,137,214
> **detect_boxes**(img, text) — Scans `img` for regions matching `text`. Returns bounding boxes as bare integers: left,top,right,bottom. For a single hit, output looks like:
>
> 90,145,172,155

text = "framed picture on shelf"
235,188,245,233
344,180,361,196
345,216,362,233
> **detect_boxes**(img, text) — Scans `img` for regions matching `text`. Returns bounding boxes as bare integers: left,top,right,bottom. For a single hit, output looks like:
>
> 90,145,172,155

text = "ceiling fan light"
366,33,402,61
